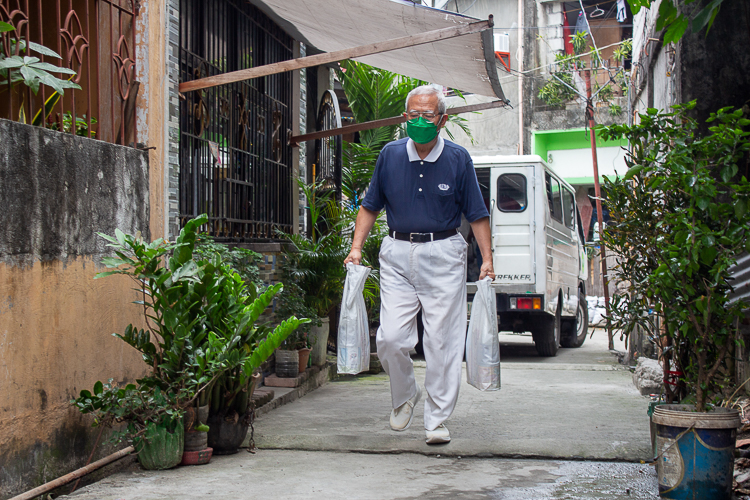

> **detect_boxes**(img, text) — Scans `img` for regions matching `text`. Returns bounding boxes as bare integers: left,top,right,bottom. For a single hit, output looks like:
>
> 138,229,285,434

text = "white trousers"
376,234,468,431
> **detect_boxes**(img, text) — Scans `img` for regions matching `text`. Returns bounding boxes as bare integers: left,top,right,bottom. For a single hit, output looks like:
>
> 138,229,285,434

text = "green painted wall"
531,128,627,185
532,128,627,160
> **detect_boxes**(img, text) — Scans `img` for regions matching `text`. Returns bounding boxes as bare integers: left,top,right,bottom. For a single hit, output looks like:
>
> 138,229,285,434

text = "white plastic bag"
337,263,372,375
465,277,501,391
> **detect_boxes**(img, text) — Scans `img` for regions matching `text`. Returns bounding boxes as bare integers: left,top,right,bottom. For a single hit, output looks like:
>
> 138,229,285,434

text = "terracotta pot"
181,447,213,466
298,348,312,374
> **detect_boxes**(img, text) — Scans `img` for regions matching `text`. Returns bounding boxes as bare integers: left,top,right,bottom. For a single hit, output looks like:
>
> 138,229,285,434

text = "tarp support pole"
288,99,510,147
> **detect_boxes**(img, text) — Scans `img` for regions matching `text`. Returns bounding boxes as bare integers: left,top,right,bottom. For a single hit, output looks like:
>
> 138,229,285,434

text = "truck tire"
533,301,561,357
561,290,589,348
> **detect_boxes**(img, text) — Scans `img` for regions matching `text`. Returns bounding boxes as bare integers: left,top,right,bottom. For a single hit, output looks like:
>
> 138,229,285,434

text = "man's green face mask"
406,116,439,144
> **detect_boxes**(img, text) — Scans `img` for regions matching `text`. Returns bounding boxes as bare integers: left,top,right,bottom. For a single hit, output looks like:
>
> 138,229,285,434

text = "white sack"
337,263,372,375
465,277,501,391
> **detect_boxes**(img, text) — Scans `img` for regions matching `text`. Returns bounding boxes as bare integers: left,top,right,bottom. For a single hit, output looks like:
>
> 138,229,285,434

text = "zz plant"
599,101,750,411
73,215,306,441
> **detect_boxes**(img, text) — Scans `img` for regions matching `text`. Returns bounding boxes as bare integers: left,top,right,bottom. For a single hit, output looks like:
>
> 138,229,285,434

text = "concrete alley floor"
254,327,650,461
65,328,658,499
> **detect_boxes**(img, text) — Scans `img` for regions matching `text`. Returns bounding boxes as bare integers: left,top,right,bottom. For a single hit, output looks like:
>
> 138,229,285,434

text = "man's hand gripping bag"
466,277,501,391
337,263,372,374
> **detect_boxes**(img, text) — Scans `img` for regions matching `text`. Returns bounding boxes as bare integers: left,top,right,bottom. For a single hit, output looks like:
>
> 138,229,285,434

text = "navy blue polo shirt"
362,137,489,233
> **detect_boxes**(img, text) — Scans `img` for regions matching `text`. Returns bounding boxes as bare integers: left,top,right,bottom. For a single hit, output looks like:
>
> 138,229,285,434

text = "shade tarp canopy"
246,0,507,101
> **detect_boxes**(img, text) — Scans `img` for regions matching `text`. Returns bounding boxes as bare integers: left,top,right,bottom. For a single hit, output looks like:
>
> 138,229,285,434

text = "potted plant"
276,278,319,375
599,102,750,498
295,331,312,374
73,381,187,470
279,179,348,366
72,215,306,463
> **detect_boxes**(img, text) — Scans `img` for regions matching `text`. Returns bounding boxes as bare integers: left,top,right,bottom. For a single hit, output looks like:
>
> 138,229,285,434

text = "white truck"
466,155,589,357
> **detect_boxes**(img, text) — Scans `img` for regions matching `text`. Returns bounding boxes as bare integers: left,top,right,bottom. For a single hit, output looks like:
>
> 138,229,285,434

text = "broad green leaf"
700,246,717,265
93,270,120,279
664,16,689,45
27,41,62,58
0,56,25,69
30,61,76,74
0,21,13,32
20,66,40,94
115,228,126,247
624,164,644,180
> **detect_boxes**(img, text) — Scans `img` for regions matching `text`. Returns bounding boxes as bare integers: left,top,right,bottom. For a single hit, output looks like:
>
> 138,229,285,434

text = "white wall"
441,0,521,155
546,146,626,179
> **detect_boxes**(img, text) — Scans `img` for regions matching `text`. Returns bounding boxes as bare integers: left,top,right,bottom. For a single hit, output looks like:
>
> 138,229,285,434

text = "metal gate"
178,0,293,241
314,89,342,202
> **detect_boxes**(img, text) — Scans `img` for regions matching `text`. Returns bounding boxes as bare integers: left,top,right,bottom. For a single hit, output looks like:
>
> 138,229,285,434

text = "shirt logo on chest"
438,184,450,191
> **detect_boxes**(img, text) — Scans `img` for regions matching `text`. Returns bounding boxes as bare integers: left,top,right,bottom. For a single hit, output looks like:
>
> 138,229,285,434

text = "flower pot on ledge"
298,347,312,373
310,317,329,366
275,348,299,378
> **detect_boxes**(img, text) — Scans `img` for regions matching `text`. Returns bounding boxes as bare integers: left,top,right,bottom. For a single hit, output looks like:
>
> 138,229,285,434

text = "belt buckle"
409,233,416,243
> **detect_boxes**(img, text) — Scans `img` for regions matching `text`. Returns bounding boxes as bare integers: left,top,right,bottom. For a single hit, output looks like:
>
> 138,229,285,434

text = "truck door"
490,166,535,286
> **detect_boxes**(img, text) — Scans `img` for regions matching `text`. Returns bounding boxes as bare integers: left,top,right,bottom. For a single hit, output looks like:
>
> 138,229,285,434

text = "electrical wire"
578,0,605,68
460,0,477,14
493,25,634,30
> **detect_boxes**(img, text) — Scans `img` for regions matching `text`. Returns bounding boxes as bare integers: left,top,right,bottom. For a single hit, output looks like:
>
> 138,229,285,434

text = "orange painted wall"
0,259,149,496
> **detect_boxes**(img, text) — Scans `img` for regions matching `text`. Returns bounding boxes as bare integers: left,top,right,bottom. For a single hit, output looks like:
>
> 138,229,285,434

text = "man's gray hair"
405,85,447,115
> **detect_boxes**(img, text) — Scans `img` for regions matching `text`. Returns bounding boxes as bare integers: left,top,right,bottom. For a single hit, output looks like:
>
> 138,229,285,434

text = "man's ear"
438,114,448,129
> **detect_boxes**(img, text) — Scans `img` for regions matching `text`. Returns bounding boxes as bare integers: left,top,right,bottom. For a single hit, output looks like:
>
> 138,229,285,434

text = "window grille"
178,0,293,241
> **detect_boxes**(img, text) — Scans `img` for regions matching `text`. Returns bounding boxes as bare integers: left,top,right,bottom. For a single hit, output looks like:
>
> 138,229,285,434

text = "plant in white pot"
600,102,750,498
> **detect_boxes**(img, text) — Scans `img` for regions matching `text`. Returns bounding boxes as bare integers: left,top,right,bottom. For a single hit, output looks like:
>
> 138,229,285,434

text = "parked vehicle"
466,155,589,356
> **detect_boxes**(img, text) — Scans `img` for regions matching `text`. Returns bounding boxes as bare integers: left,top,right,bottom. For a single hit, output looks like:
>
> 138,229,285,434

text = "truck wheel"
561,290,589,348
533,301,561,357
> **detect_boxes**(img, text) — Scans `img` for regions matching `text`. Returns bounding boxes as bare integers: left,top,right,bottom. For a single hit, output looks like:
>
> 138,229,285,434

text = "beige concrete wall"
0,260,147,497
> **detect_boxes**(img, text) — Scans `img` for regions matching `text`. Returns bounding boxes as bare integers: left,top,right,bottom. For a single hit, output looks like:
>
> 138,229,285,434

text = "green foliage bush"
600,101,750,411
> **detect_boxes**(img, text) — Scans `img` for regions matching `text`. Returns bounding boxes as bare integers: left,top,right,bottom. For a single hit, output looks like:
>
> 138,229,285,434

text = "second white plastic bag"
466,277,501,391
337,263,372,375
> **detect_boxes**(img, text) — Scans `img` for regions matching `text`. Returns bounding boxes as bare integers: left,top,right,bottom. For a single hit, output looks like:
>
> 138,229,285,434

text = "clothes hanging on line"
575,11,589,35
616,0,627,22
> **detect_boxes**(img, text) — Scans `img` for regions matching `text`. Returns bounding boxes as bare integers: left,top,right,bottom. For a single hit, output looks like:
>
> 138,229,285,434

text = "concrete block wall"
166,0,182,240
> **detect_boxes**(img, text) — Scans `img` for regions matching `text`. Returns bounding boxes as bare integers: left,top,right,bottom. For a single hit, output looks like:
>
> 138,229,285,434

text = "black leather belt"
388,228,458,243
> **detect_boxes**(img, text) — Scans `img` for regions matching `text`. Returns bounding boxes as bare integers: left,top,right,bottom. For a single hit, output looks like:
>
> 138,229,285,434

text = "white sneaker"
390,386,422,431
425,424,451,444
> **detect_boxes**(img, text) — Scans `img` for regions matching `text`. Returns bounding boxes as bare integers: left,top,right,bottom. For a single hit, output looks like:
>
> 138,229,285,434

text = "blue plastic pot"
653,404,739,499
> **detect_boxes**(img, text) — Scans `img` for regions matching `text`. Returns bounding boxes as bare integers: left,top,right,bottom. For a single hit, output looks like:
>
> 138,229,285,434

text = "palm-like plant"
279,179,348,319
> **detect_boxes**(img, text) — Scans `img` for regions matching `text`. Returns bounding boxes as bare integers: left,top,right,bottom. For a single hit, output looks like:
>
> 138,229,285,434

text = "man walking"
344,85,495,444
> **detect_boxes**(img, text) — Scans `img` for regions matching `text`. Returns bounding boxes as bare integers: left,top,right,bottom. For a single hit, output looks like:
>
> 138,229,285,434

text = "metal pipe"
8,446,134,500
517,0,523,153
585,69,613,350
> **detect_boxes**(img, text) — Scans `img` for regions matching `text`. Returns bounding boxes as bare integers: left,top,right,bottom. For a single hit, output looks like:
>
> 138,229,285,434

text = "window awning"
246,0,507,102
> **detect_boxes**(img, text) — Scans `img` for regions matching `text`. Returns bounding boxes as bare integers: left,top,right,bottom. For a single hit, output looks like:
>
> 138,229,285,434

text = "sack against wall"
466,277,501,391
337,263,372,375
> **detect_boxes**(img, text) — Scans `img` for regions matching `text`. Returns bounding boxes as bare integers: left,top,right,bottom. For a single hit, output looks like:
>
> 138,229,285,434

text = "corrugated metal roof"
729,253,750,309
247,0,507,101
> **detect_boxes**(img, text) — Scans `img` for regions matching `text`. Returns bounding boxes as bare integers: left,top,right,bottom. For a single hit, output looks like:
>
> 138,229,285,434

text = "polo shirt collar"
406,136,444,163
